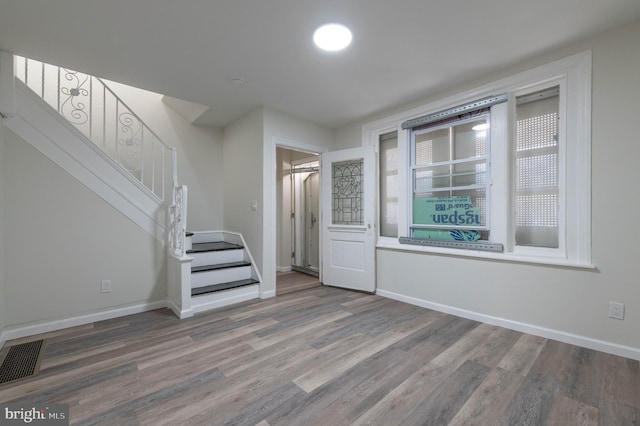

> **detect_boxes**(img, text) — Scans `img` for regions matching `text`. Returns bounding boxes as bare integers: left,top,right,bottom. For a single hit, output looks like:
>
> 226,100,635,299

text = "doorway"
276,147,320,281
291,157,320,277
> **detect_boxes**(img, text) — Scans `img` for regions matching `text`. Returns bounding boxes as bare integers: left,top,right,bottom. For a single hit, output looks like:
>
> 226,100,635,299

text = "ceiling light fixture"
313,23,352,52
231,77,245,88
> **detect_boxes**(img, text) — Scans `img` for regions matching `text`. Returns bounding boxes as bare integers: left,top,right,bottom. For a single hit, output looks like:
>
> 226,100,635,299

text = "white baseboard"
276,266,292,273
376,289,640,362
2,300,167,343
260,289,276,299
166,300,194,320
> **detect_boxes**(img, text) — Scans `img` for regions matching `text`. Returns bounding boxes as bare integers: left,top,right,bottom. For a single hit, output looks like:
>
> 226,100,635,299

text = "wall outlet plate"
101,280,112,293
608,301,624,320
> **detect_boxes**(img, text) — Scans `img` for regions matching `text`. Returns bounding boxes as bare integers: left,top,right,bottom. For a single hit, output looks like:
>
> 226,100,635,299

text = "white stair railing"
169,184,188,257
15,56,174,202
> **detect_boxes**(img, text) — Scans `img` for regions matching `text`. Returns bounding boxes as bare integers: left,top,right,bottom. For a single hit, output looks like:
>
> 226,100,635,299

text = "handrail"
15,56,175,202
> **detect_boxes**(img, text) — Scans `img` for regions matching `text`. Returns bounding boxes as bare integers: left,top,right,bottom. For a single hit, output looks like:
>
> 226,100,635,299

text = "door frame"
264,137,327,298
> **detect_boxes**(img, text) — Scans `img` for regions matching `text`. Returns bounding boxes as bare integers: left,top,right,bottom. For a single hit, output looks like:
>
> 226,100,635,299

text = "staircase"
168,231,261,318
5,53,262,320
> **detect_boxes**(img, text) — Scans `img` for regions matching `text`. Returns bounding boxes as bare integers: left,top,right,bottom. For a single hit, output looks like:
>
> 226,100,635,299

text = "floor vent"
0,340,45,386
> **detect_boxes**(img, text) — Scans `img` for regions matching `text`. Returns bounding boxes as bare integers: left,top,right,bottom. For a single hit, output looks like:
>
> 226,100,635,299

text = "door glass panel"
332,159,364,225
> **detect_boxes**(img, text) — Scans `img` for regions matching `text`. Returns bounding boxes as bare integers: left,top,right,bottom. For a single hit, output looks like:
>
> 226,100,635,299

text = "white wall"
106,81,224,231
2,128,166,327
336,20,640,356
262,107,335,296
223,107,265,279
0,124,6,340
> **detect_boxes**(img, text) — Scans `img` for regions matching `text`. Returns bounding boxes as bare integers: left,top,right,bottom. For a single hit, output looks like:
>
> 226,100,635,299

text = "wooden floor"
1,272,639,425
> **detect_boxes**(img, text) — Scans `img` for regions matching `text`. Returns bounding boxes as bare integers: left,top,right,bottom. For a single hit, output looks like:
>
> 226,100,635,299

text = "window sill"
376,238,596,270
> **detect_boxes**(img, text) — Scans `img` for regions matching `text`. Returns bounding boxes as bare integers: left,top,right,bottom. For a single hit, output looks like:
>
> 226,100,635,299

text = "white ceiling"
1,0,640,129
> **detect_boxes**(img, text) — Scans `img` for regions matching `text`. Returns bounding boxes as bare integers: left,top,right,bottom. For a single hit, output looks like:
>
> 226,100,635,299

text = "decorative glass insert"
332,159,364,225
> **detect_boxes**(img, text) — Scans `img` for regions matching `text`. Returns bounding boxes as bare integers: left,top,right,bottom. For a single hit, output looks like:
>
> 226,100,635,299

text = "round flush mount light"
230,77,245,88
313,23,352,51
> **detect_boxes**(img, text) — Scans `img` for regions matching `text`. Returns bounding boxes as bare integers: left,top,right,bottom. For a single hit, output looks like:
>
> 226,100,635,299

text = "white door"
321,146,376,292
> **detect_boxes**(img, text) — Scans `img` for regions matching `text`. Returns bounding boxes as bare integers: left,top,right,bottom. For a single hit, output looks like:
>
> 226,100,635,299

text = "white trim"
167,300,193,320
260,289,276,299
191,285,260,314
277,266,293,272
365,51,592,267
376,289,640,361
2,300,166,342
377,239,596,269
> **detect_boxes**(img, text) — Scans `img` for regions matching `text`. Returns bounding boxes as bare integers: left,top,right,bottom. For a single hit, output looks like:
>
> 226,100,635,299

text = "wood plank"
501,372,560,425
546,395,599,426
448,367,526,425
1,272,638,426
497,333,547,376
400,360,491,425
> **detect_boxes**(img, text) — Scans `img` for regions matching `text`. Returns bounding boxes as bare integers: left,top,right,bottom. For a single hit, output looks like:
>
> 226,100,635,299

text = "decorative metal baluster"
57,66,60,112
59,68,89,125
41,61,45,99
141,125,145,189
89,76,93,140
150,138,156,197
14,55,177,204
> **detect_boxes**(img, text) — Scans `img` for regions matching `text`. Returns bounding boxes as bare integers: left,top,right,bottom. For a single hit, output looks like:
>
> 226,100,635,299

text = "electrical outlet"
608,301,624,320
101,280,112,293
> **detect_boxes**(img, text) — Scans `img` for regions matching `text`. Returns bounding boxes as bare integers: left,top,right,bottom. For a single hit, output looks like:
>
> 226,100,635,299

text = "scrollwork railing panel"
15,56,174,203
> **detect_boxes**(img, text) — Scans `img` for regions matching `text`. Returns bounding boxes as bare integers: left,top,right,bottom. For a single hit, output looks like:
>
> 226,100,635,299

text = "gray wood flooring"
1,271,638,425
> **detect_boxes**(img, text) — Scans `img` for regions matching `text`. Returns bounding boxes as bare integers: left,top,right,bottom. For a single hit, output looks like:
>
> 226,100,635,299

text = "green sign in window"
413,196,482,241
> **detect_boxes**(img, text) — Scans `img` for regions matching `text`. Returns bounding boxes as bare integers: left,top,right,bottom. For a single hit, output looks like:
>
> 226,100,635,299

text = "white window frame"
364,51,592,268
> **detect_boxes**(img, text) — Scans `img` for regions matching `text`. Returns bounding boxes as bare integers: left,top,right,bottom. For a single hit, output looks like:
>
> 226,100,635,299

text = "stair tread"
191,279,259,296
186,231,194,237
187,242,243,253
192,261,251,273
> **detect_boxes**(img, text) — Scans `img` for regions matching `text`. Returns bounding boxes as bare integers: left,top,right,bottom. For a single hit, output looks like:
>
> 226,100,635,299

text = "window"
368,52,591,267
410,111,490,241
379,132,398,237
515,87,560,248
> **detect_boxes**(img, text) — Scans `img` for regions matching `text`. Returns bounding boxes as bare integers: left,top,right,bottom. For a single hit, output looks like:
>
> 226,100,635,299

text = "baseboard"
376,289,640,362
260,289,276,299
276,266,292,273
166,300,193,320
2,300,167,342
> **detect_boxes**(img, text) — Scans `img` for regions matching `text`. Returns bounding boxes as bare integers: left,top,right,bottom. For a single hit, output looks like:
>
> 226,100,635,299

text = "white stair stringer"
5,80,166,242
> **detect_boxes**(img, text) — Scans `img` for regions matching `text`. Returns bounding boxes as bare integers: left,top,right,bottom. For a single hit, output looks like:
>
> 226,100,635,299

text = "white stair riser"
185,235,192,251
191,266,252,288
190,249,244,267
